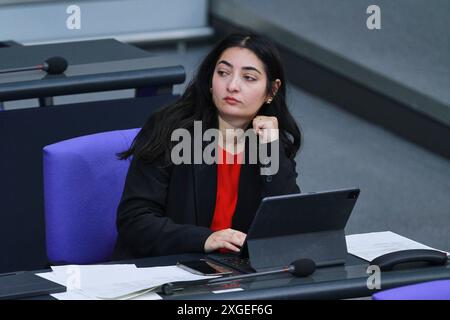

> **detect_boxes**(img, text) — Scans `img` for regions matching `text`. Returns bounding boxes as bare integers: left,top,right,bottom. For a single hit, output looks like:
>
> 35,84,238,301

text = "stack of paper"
37,264,218,300
346,231,449,261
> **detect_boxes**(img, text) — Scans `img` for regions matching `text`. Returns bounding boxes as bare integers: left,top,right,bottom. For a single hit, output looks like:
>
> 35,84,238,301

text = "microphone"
0,56,68,75
42,56,68,74
160,258,316,295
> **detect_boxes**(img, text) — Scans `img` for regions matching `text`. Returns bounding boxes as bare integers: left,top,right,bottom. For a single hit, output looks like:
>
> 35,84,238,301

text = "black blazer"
113,136,300,260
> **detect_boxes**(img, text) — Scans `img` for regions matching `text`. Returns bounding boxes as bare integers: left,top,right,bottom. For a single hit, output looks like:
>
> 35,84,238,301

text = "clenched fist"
252,116,279,143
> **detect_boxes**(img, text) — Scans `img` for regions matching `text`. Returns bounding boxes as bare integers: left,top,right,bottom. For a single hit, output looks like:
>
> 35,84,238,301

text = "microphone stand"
0,65,44,74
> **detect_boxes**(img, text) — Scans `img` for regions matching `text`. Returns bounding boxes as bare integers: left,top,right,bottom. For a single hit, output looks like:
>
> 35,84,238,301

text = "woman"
113,33,301,260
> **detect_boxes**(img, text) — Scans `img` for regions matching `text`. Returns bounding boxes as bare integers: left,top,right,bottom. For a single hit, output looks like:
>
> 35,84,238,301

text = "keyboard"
207,254,255,274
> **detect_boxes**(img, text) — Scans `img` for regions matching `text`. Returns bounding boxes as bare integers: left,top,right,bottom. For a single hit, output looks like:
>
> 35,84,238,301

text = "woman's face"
211,47,270,123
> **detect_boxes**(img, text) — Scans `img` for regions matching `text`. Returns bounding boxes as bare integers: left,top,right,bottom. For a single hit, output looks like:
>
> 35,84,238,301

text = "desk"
0,39,184,103
28,253,450,300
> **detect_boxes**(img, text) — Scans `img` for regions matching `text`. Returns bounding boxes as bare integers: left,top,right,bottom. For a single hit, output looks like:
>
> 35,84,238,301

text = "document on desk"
36,264,218,300
346,231,449,261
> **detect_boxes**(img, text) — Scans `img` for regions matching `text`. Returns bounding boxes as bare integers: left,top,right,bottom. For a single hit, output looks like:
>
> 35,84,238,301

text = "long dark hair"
118,33,301,164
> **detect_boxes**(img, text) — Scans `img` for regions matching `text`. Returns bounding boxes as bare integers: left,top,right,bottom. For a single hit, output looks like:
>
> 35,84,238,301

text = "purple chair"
43,128,139,265
373,279,450,300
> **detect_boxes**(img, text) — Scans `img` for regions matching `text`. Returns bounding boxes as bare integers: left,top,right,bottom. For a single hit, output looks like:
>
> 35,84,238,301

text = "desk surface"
29,253,450,300
0,39,185,101
0,39,150,68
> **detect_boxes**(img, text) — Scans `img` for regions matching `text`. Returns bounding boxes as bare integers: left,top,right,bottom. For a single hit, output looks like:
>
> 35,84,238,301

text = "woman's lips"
224,97,240,105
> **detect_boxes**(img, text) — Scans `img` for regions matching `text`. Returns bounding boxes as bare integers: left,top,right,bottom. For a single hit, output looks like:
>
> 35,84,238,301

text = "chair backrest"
43,128,139,265
372,279,450,300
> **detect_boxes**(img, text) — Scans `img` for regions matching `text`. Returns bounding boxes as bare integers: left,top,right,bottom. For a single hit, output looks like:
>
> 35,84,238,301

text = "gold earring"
266,98,272,104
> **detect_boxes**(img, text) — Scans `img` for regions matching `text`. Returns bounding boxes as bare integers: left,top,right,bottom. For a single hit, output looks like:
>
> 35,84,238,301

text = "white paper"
37,264,218,300
128,291,162,300
346,231,449,261
51,289,99,300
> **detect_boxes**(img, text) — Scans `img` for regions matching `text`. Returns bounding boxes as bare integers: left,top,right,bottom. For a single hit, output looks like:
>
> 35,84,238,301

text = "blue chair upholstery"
373,279,450,300
43,128,139,265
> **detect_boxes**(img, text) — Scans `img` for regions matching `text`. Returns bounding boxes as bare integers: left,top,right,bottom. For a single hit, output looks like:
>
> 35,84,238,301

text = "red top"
210,146,243,232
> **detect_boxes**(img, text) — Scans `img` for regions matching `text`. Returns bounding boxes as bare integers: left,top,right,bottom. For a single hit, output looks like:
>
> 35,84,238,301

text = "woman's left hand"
252,116,279,143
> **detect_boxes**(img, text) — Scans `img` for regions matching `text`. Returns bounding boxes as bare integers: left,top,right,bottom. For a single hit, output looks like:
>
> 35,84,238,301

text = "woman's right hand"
204,228,247,253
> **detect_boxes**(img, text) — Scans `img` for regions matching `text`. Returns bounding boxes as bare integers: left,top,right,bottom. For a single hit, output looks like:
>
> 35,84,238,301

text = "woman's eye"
217,71,255,81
